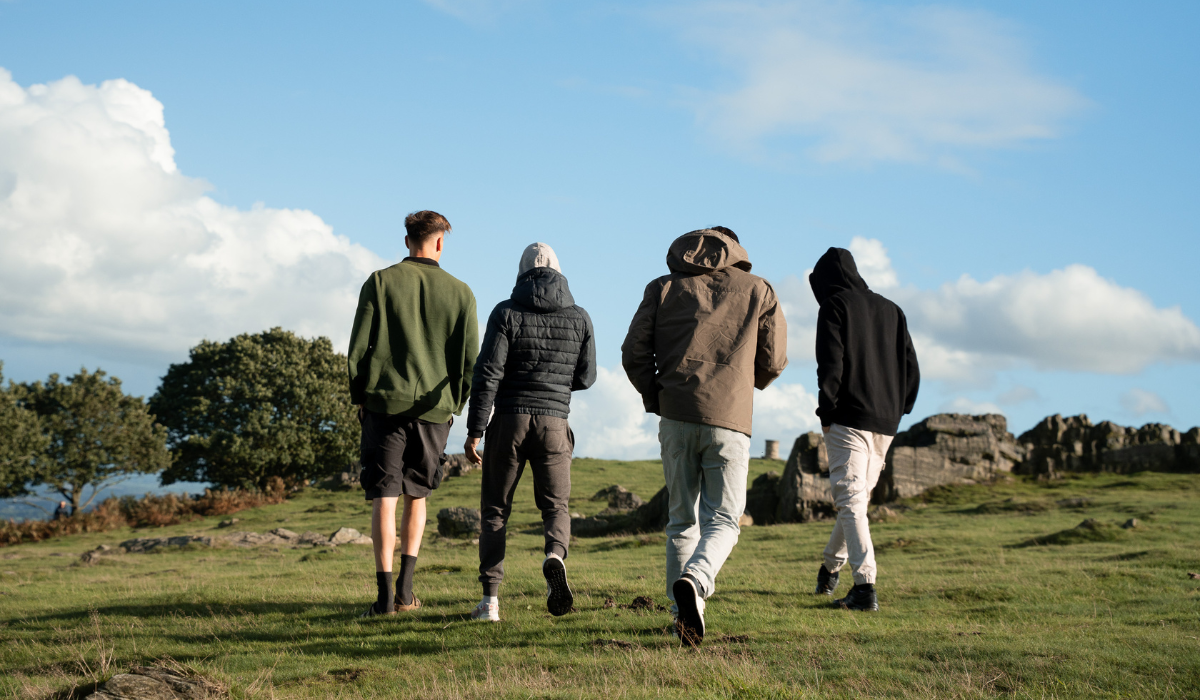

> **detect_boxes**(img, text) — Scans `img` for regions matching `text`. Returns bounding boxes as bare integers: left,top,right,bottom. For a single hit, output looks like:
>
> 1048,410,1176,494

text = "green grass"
2,462,1199,699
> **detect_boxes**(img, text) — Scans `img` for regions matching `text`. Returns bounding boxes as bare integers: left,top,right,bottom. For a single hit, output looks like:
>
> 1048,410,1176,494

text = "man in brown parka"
622,227,788,646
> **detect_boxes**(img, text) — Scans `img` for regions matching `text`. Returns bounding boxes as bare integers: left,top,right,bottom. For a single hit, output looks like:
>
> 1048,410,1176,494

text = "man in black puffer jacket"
464,242,596,622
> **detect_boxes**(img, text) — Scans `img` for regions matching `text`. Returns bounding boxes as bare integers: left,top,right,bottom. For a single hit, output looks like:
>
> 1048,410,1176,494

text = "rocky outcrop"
874,414,1024,502
570,486,669,537
441,453,480,478
1018,414,1200,476
591,485,644,510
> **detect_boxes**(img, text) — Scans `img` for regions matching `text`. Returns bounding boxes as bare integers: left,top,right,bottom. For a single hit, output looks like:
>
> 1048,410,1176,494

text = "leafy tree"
17,368,172,515
0,362,49,500
150,328,358,490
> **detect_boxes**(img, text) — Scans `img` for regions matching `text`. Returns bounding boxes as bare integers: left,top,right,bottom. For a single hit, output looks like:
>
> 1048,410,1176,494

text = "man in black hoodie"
809,247,919,612
464,242,596,622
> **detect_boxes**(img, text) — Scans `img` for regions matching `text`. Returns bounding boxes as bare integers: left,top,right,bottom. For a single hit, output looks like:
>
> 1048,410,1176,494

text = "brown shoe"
394,596,421,612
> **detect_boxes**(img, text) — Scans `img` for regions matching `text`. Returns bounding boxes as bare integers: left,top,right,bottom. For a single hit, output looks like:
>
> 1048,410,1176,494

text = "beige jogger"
822,423,893,585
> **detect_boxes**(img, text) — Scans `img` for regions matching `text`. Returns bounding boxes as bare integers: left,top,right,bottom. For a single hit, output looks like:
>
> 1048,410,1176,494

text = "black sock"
483,581,499,597
397,554,417,606
375,571,394,613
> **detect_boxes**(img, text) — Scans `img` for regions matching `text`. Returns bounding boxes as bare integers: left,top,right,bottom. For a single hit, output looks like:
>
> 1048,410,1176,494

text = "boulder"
328,527,363,545
744,471,781,525
437,507,482,538
220,531,287,548
774,432,836,523
86,673,177,700
269,528,300,542
874,414,1024,502
590,485,644,511
297,531,330,546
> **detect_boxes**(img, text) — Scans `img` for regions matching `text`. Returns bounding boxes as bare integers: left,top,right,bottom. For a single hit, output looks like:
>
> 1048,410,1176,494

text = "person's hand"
465,437,483,465
822,425,830,434
356,404,364,423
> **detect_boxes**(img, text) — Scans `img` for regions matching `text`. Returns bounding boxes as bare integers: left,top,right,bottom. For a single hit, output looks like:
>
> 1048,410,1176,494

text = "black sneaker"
832,583,878,611
543,555,574,616
814,565,839,595
672,575,706,647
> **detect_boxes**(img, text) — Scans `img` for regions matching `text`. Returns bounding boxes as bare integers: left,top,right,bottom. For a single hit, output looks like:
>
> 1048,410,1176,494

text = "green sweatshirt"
347,258,479,423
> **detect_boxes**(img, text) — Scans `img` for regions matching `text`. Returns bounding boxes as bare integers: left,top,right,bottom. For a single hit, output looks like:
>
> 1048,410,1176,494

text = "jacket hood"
518,242,561,275
666,229,752,275
809,247,868,306
512,266,575,313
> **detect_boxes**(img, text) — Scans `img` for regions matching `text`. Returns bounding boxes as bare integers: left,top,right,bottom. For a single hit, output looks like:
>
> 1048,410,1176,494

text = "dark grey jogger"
478,413,574,596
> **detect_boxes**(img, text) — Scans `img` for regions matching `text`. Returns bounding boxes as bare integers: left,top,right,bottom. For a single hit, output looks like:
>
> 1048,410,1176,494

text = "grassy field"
2,457,1199,699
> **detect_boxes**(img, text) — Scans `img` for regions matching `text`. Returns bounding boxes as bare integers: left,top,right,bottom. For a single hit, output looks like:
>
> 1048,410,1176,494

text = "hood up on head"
518,242,561,276
666,229,752,275
512,266,575,314
809,247,868,306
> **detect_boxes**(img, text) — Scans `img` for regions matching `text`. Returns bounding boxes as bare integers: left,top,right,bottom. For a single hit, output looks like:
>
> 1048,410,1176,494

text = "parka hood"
809,247,868,306
512,266,575,313
666,229,752,275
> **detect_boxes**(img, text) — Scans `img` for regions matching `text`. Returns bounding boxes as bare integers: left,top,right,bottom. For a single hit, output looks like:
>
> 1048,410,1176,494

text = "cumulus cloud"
664,0,1087,165
775,237,1200,382
939,397,1002,416
568,366,661,460
751,381,820,448
1120,389,1169,417
0,69,386,357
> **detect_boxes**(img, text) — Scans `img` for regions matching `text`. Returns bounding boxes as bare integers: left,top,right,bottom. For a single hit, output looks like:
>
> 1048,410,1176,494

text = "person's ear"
436,233,444,253
404,234,410,251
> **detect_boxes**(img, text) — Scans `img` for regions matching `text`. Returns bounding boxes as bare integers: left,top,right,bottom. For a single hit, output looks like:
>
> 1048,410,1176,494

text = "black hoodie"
810,248,920,436
467,267,597,438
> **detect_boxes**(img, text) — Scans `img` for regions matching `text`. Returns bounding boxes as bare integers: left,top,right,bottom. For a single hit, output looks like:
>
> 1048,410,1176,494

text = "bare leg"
372,496,398,572
399,495,427,556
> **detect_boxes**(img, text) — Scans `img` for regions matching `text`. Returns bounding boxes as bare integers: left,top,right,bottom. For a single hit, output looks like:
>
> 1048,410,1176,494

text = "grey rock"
1122,518,1141,529
349,535,373,545
570,487,669,538
216,518,239,528
774,432,836,523
1018,414,1199,476
85,672,176,699
875,414,1024,502
328,527,363,545
590,485,645,510
220,531,286,547
120,536,212,553
745,471,781,525
441,453,480,478
297,531,330,546
269,528,300,542
437,507,482,538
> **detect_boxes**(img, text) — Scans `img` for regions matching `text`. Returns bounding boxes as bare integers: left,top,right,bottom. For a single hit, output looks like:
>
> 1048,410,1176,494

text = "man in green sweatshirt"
348,210,479,617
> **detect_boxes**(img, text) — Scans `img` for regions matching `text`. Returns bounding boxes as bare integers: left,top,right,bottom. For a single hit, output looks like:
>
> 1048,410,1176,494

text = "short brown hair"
404,210,451,241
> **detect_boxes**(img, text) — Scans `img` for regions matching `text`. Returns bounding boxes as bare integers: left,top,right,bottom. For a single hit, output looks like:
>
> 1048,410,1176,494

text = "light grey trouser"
660,417,750,605
822,423,893,585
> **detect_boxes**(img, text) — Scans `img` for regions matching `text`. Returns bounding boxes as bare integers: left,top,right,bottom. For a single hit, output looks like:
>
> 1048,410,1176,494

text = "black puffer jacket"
467,267,596,437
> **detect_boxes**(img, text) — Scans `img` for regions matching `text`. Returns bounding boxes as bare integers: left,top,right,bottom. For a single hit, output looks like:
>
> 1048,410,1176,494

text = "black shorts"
360,411,453,500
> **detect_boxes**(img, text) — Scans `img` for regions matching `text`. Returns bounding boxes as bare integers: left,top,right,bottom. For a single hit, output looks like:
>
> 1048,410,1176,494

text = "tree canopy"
0,363,49,500
17,368,172,514
150,328,358,490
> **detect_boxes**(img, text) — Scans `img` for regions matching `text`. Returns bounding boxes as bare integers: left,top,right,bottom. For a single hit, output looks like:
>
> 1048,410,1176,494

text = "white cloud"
664,0,1087,165
997,385,1039,406
751,381,820,448
568,366,661,460
1120,388,1169,417
776,238,1200,382
0,69,386,357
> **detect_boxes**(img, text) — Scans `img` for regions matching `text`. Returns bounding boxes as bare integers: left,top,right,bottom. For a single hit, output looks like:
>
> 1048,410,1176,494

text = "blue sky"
1,0,1197,460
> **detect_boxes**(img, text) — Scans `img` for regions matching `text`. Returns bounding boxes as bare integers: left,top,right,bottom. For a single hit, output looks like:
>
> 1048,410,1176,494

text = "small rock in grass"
269,528,300,541
1121,518,1141,529
329,527,363,545
1056,497,1091,508
217,518,239,528
436,507,482,538
349,535,373,545
1188,572,1199,580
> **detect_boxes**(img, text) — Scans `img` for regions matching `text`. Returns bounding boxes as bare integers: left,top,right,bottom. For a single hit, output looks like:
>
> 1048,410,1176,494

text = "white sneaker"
470,600,500,622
